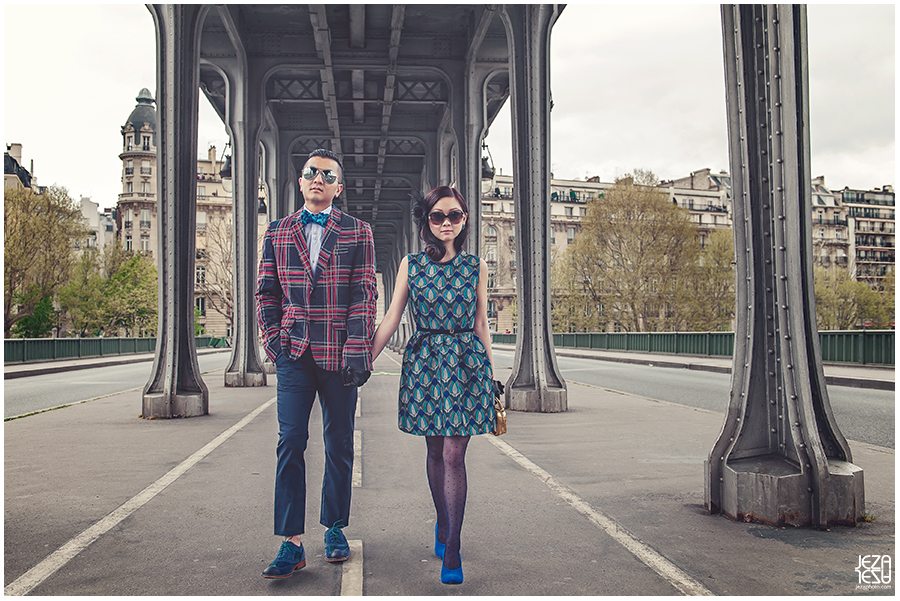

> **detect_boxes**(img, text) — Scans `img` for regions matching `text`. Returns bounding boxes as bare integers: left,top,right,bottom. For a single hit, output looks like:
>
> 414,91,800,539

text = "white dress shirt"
303,204,332,278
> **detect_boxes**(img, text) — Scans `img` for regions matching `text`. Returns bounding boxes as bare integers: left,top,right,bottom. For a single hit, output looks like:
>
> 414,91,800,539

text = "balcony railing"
141,167,152,175
139,220,151,229
125,167,134,175
123,221,133,229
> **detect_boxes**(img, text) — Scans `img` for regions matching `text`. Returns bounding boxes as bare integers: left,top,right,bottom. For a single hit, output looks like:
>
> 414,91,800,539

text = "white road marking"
4,396,278,597
486,435,714,597
381,352,401,367
341,540,364,596
353,430,362,487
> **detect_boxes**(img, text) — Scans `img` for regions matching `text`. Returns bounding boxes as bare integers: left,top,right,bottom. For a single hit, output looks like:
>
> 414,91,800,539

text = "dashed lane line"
486,435,714,596
4,396,277,597
341,540,364,595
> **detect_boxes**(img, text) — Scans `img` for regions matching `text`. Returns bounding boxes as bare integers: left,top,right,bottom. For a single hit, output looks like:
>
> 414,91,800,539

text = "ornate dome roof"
124,88,156,132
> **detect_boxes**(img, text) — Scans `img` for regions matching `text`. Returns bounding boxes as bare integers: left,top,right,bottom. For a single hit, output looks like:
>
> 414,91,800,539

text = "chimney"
208,145,216,162
7,143,22,164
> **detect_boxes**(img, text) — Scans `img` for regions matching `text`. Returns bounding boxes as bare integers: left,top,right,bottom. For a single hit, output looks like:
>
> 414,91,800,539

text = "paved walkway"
3,351,895,595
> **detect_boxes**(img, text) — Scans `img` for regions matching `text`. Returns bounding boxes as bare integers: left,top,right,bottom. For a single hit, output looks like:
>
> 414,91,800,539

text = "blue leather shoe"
324,522,350,562
262,540,306,579
441,553,463,585
434,523,445,559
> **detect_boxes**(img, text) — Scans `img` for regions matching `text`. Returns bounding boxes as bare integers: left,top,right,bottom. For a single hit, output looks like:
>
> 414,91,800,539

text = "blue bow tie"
301,210,329,227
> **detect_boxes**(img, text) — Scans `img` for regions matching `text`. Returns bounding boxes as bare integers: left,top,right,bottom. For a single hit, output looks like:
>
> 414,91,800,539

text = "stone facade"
843,184,896,286
116,89,267,339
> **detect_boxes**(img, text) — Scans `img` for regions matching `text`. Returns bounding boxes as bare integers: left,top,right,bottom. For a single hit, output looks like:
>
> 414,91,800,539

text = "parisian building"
116,89,264,339
4,143,39,191
842,184,896,287
480,167,893,332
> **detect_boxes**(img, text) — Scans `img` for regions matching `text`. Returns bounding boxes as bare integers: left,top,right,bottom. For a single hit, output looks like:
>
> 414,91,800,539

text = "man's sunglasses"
301,166,339,184
428,210,466,225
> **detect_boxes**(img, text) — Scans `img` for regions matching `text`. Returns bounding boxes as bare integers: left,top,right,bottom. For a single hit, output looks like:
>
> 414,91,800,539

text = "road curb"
548,348,893,392
3,348,231,380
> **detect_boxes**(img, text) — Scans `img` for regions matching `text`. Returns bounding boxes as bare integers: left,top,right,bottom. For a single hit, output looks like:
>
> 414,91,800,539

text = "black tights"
425,435,469,570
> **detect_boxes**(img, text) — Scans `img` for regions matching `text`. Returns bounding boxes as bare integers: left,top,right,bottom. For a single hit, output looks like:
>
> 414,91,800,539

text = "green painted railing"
491,330,893,366
4,336,230,364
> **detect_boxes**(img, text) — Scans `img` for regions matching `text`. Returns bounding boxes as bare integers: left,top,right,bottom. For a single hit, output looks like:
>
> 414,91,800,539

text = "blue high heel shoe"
434,523,445,559
440,553,463,585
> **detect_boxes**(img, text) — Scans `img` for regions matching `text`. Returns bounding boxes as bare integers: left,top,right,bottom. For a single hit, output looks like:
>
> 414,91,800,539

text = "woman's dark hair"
415,186,469,262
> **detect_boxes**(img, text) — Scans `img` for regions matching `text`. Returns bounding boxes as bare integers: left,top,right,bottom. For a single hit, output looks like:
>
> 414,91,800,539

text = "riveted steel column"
499,5,567,413
224,61,267,388
706,5,863,528
143,4,209,418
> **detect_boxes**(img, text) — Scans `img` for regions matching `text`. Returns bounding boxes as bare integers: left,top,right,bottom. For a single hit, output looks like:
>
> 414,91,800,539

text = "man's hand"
341,366,371,387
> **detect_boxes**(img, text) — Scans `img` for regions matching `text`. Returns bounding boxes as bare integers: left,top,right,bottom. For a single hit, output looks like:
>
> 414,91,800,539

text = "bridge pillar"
498,5,566,413
706,5,864,527
142,4,209,418
206,38,268,388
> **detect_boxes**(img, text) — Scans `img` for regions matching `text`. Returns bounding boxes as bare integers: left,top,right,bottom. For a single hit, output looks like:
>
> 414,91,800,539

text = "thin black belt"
412,327,474,352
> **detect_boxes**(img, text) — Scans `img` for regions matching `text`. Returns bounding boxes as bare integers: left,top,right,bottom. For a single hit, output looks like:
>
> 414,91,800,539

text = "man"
256,149,377,578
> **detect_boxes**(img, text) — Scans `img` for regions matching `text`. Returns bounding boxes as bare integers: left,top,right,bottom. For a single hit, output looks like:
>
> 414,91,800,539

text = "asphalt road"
3,352,233,419
4,348,893,449
488,348,895,450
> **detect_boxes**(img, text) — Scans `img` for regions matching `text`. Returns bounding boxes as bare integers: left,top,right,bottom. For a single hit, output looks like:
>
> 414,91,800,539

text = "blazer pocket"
280,317,295,349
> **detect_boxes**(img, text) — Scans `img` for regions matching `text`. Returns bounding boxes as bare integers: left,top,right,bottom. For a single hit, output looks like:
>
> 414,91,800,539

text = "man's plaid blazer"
256,206,378,372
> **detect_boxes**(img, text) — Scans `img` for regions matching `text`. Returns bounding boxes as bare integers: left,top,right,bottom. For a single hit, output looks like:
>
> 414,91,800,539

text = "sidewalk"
493,343,894,391
3,351,894,595
6,343,893,391
3,347,231,380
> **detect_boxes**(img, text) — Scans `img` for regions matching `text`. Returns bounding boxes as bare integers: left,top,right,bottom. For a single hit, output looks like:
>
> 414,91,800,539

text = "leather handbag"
492,380,507,436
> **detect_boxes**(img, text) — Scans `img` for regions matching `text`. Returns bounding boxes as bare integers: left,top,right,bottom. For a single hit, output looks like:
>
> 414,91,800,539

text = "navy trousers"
274,348,357,536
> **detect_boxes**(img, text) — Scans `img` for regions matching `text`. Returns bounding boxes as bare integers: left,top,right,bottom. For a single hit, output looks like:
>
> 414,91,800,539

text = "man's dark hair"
306,148,344,184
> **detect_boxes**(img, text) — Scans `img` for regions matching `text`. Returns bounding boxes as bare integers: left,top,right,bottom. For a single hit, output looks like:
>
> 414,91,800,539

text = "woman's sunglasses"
301,166,339,184
428,210,466,225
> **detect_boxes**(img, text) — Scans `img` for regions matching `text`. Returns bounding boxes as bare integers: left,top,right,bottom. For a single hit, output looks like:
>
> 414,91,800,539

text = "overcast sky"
3,4,895,211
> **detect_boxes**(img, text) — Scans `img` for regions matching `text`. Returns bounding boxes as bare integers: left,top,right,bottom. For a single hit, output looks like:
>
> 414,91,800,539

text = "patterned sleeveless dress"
398,251,496,437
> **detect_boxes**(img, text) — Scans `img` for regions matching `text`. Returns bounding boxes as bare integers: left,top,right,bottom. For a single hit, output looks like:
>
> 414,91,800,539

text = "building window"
141,181,150,193
485,226,497,242
127,135,133,150
140,235,150,251
140,209,151,229
196,266,206,285
126,181,133,193
565,206,573,217
196,296,206,317
141,160,151,175
125,159,133,175
125,235,133,251
198,185,206,197
197,211,207,231
567,227,576,242
142,136,150,151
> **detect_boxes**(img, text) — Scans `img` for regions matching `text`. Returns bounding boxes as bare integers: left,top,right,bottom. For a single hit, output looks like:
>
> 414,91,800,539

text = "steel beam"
499,5,567,413
143,4,209,418
706,5,864,528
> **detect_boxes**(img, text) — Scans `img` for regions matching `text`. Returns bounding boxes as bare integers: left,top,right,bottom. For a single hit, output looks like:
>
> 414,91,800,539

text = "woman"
371,186,496,585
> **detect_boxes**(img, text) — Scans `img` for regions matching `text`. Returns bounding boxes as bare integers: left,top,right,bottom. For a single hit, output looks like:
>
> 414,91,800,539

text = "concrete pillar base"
263,360,276,375
706,455,865,527
142,393,207,419
507,387,566,413
225,371,267,387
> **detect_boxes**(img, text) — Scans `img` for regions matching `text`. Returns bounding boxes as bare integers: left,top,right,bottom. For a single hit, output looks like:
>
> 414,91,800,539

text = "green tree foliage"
4,186,86,337
682,228,735,330
814,266,893,329
57,240,158,337
557,169,701,332
9,294,58,338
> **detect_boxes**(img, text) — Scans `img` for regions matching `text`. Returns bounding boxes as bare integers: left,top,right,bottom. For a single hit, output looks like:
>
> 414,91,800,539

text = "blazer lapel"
288,211,315,279
312,208,343,285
